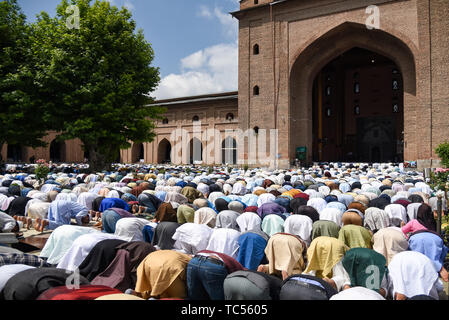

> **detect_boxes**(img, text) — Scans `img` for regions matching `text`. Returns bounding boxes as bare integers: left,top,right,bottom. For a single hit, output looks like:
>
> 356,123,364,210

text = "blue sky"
17,0,240,99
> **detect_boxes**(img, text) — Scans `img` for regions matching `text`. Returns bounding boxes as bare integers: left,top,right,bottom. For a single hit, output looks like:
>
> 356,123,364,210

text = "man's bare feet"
139,206,146,214
33,218,49,232
132,204,138,214
25,217,32,230
34,218,42,231
281,270,289,280
14,216,26,224
94,211,101,221
89,210,95,218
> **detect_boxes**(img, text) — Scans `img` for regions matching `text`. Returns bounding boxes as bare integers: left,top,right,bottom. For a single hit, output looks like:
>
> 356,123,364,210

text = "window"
354,82,360,94
222,137,237,165
192,115,199,122
253,86,259,96
326,106,332,117
162,118,169,125
254,0,259,4
253,126,259,135
226,113,234,122
325,86,331,96
253,44,259,55
354,105,360,115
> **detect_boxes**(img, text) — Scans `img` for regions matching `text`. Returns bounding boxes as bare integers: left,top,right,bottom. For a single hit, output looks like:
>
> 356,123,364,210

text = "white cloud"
197,5,238,40
152,6,239,100
153,42,238,100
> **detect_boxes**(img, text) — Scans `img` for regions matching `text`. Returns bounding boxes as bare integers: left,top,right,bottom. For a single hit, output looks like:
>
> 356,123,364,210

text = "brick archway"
289,22,416,164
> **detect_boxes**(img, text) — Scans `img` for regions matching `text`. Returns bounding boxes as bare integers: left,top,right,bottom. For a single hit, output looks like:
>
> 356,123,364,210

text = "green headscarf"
176,205,195,224
342,248,387,293
338,224,373,249
312,220,340,240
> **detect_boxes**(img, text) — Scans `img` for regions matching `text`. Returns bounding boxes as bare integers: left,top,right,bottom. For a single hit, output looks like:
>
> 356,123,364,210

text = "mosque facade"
2,0,448,169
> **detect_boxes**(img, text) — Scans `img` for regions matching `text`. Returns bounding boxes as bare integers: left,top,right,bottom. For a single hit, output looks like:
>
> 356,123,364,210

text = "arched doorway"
311,47,404,162
188,138,203,164
289,22,416,164
7,144,24,162
50,139,66,163
222,137,237,165
131,143,145,163
158,139,172,164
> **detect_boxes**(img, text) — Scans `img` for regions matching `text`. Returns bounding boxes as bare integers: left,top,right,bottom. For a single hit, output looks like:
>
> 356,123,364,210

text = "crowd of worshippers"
0,163,448,301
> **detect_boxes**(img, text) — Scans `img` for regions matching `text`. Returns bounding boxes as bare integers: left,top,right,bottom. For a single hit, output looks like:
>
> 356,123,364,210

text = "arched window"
253,44,259,55
226,113,234,122
222,137,237,165
253,126,259,135
162,118,169,125
158,139,172,164
254,0,259,4
192,115,200,122
253,86,259,96
188,138,203,164
50,139,66,163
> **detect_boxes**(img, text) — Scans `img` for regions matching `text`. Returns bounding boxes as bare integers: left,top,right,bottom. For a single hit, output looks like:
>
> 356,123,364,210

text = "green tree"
0,0,48,161
27,0,163,171
436,142,449,168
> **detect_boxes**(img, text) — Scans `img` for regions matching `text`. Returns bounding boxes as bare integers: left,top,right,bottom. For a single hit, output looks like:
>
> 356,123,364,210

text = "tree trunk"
87,145,111,173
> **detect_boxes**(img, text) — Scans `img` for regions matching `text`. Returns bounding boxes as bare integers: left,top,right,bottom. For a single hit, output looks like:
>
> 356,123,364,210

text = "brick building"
2,0,448,168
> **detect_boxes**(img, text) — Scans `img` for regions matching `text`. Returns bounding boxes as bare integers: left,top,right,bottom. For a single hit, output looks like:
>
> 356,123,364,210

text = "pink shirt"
401,219,427,238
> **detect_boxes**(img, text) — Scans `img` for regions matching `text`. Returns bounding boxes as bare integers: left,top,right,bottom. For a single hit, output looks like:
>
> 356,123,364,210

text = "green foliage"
0,0,48,150
208,166,213,175
243,164,249,172
436,142,449,168
35,159,50,182
429,170,449,192
185,167,191,175
22,0,163,170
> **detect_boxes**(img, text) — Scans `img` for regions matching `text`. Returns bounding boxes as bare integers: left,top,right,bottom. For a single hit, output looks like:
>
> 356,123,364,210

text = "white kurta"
206,228,241,259
56,232,124,271
172,223,213,255
114,217,152,242
40,225,99,265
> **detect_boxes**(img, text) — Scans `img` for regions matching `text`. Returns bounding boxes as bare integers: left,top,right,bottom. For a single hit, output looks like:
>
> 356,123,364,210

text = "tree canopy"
5,0,164,170
0,0,49,157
